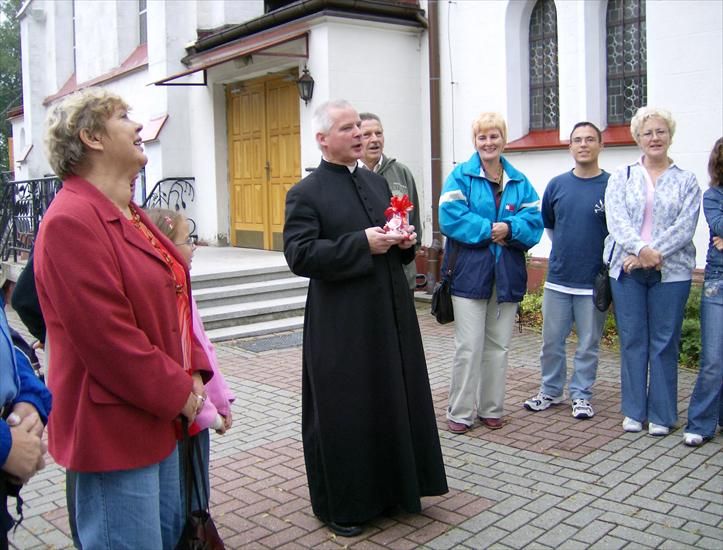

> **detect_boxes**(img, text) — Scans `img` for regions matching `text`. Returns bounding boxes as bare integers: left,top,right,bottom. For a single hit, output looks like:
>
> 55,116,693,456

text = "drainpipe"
425,0,442,293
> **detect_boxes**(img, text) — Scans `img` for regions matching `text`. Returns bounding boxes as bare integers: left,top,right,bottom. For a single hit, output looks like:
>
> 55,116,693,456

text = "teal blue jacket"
439,153,543,302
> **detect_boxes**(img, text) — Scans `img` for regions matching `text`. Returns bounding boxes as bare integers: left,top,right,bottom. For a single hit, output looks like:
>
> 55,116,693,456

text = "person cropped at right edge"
683,137,723,447
604,107,701,437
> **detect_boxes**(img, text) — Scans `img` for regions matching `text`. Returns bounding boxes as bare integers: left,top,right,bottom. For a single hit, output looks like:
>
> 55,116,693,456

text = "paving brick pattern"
5,306,722,549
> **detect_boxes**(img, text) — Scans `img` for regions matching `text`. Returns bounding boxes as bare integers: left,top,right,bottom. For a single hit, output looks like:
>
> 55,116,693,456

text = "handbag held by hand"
593,242,615,312
431,241,458,324
176,419,225,550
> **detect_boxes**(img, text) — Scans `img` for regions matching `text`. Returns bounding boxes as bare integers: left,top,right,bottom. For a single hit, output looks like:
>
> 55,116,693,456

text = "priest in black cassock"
283,100,448,538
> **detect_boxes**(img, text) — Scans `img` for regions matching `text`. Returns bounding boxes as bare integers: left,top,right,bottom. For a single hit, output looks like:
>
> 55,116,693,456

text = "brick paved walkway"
6,306,722,549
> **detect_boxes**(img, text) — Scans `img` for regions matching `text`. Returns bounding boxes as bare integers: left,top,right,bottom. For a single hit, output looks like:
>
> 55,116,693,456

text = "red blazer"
34,176,212,472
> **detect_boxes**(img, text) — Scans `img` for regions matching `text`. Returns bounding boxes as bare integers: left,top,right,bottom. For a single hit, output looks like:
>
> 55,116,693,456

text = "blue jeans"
686,279,723,437
74,447,182,550
539,289,608,400
179,428,211,512
611,270,691,427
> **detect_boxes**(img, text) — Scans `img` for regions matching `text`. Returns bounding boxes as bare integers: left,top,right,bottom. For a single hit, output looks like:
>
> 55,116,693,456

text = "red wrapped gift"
383,194,414,239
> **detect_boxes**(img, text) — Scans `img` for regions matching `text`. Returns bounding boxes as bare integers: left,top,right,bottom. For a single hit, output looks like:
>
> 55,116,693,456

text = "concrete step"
193,277,308,307
205,316,305,342
191,264,294,290
199,295,307,330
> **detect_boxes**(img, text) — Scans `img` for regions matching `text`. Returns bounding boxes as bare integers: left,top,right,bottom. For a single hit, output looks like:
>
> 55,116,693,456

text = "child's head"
144,208,195,267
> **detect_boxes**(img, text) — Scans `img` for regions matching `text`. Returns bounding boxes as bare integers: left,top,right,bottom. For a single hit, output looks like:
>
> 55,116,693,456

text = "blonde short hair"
630,106,676,146
44,87,128,179
471,112,507,145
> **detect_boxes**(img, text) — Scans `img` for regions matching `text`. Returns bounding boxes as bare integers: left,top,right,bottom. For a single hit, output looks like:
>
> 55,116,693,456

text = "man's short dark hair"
359,112,381,123
569,121,602,142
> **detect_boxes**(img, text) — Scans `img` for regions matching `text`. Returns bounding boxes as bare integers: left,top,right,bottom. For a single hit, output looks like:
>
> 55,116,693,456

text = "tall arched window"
606,0,646,125
529,0,559,130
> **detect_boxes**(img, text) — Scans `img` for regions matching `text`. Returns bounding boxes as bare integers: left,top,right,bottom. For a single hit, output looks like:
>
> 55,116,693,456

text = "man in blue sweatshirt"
524,122,609,419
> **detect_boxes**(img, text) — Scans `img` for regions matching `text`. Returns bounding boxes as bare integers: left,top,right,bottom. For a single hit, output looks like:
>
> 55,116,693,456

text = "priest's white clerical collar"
322,155,357,173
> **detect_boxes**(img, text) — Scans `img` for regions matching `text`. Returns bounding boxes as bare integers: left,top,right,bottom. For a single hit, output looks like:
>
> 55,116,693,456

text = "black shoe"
327,521,363,537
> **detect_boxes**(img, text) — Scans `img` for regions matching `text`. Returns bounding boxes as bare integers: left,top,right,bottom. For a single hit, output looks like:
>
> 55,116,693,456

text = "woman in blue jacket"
440,112,543,433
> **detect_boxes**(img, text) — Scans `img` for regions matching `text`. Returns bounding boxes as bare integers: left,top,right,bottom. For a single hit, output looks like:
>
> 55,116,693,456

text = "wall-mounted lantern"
297,67,315,105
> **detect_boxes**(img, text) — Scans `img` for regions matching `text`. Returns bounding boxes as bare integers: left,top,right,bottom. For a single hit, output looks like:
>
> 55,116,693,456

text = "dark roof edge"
187,0,427,56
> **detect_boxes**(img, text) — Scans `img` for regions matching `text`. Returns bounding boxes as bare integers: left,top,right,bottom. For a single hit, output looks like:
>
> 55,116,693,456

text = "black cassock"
283,160,448,524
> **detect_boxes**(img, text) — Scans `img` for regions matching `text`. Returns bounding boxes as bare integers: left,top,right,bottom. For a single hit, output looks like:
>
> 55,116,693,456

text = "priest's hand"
398,226,417,250
365,227,405,254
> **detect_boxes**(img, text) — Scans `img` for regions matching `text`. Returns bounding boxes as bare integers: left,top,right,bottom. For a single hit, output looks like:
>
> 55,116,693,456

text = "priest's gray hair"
313,99,354,136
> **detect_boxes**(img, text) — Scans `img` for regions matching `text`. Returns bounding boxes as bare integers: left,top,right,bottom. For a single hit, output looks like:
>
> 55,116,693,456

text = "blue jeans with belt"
610,269,691,427
73,446,182,550
685,279,723,437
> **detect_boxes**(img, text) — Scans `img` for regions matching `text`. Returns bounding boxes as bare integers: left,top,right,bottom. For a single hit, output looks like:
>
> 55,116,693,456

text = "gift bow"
385,194,414,218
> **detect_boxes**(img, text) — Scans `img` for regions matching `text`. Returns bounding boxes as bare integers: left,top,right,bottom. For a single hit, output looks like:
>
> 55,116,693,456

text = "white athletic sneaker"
524,391,564,411
622,417,643,432
648,422,670,436
683,432,704,447
571,399,594,419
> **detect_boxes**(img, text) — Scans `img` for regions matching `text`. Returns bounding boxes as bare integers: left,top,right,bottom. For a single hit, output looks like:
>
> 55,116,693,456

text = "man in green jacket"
359,112,422,290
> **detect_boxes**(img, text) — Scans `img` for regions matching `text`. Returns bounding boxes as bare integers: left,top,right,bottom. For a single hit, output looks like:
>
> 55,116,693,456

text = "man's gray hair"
312,99,354,135
359,112,381,124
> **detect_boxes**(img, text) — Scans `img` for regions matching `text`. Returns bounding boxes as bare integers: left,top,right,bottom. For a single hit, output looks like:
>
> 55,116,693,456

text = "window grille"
529,0,559,130
606,0,647,125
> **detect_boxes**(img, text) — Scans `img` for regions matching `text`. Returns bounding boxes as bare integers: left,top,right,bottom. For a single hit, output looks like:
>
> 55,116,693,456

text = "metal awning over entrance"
152,29,309,86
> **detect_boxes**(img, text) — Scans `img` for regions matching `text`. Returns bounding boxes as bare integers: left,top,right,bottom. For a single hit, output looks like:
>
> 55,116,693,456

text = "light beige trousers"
446,289,518,424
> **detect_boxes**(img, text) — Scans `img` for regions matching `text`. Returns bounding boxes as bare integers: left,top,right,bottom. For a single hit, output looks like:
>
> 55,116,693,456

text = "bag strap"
445,240,459,279
605,165,630,267
180,419,212,518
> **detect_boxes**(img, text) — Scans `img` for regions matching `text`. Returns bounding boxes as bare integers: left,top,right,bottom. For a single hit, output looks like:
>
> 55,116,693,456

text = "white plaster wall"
18,1,52,178
74,1,122,82
646,0,723,267
196,0,264,30
437,0,509,173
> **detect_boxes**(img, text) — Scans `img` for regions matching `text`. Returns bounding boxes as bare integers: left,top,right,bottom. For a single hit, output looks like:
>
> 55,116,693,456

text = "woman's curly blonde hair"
44,87,128,179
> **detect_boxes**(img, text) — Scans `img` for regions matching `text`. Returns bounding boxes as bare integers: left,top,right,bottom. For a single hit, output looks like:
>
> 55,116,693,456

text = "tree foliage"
0,0,23,173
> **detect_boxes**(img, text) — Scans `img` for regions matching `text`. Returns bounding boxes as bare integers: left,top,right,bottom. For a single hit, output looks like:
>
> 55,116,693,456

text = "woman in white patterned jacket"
603,106,701,437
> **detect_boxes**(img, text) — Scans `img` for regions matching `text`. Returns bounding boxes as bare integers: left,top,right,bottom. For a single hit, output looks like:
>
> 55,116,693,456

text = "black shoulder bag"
593,242,615,312
431,241,459,324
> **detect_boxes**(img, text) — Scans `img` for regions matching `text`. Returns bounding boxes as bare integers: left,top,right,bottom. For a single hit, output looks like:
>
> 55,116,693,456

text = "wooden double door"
226,74,300,250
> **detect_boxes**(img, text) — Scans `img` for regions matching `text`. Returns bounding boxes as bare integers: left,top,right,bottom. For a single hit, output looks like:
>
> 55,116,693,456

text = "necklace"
129,205,185,295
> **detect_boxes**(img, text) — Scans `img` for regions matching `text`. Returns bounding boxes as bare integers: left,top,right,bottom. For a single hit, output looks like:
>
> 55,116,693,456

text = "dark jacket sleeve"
11,251,46,344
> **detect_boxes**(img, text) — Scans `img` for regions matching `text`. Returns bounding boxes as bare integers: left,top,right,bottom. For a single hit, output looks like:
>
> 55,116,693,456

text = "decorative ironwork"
141,177,197,236
607,0,647,125
1,176,63,262
529,0,559,130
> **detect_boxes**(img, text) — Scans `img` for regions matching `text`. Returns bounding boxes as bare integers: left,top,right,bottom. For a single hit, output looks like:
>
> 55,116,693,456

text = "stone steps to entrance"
193,276,308,308
191,260,308,343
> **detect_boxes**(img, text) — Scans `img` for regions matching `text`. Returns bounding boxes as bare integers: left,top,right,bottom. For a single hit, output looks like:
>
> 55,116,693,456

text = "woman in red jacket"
34,87,212,550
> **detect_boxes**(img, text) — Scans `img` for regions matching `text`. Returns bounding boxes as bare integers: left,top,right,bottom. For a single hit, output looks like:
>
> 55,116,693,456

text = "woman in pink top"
604,107,700,437
146,208,235,510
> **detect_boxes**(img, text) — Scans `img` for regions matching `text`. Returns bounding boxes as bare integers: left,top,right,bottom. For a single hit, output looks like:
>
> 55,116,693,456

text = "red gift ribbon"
385,194,414,219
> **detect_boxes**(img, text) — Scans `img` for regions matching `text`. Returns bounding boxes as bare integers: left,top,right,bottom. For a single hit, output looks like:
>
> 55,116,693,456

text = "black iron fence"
1,175,62,262
141,177,197,236
1,172,196,262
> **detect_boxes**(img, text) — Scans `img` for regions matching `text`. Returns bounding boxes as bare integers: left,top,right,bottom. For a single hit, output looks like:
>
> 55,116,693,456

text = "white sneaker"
524,391,564,411
571,399,594,419
622,417,642,432
648,422,670,436
683,432,704,446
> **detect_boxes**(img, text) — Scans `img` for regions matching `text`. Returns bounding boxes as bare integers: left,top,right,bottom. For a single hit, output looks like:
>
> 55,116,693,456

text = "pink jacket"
191,298,235,430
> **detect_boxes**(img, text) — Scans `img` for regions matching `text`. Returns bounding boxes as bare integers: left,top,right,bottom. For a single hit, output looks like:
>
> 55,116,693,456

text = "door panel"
227,75,300,250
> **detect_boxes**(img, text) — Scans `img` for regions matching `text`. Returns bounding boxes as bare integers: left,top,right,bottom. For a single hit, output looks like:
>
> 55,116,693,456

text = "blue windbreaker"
439,153,543,302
